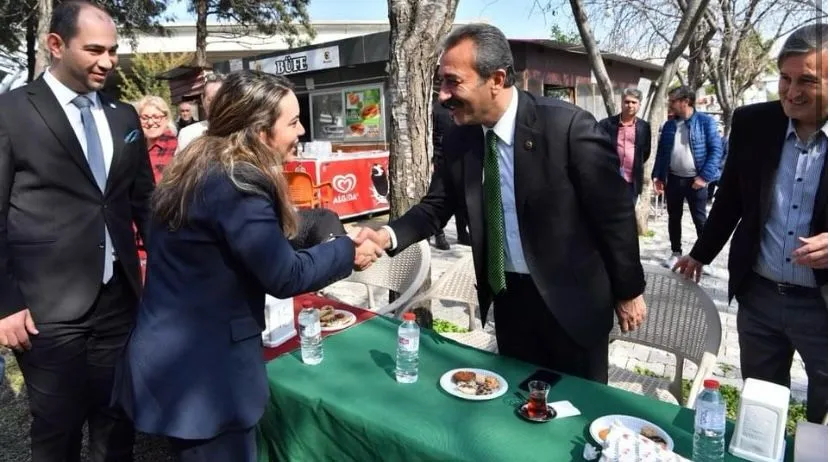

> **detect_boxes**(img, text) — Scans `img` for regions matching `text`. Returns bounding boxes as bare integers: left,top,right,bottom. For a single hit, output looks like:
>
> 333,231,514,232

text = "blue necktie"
71,95,113,283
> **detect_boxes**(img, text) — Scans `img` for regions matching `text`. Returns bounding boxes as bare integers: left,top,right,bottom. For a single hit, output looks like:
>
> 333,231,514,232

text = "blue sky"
166,0,570,39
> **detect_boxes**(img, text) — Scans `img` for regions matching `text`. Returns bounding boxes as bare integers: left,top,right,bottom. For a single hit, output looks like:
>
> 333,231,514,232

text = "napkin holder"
262,295,296,348
729,378,789,462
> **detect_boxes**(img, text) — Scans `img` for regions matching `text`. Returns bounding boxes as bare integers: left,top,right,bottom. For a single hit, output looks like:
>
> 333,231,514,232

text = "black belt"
752,272,821,297
505,272,533,282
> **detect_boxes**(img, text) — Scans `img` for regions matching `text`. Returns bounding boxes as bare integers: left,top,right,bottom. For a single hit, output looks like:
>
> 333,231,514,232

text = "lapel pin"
524,140,534,150
109,103,116,109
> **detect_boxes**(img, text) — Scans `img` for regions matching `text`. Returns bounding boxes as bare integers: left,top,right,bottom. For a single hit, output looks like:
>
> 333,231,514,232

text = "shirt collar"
481,86,519,146
43,69,101,110
786,118,829,141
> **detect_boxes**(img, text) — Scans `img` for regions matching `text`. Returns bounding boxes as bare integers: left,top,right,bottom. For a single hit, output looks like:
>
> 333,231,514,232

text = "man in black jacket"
598,88,651,204
675,23,828,423
0,2,154,459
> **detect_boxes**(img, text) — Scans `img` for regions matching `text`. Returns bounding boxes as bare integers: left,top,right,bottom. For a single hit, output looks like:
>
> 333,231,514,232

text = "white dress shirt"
386,87,529,274
42,69,114,173
176,120,209,154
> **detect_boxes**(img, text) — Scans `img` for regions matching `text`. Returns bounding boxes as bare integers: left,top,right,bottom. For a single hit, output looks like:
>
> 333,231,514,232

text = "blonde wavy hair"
152,70,298,237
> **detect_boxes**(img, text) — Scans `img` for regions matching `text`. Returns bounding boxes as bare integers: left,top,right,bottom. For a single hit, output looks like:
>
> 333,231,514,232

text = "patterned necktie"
71,95,113,283
484,130,506,294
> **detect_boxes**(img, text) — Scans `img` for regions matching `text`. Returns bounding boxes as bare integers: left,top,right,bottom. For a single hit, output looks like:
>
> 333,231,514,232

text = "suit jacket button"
98,242,105,249
524,140,534,150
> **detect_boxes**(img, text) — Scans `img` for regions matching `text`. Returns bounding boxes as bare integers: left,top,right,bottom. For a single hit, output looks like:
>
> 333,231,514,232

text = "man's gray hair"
777,23,828,67
668,85,696,107
204,72,226,87
443,23,515,87
622,88,642,101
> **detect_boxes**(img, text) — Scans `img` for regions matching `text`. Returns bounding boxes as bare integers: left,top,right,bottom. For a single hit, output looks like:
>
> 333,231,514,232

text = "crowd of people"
0,0,825,460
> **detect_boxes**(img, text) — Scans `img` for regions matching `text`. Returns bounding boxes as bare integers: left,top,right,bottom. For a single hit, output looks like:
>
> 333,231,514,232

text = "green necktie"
484,130,507,295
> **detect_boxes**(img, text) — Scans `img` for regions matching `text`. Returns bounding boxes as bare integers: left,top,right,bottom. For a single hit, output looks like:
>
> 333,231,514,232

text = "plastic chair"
399,254,497,353
338,240,431,316
608,264,722,408
284,171,333,209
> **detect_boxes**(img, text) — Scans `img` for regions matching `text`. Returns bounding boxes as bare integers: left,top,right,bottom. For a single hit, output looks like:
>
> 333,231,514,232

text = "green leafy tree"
188,0,315,67
116,51,192,107
550,24,581,44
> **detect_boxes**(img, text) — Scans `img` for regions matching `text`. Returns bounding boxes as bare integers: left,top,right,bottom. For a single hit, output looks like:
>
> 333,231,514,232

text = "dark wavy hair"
152,70,298,237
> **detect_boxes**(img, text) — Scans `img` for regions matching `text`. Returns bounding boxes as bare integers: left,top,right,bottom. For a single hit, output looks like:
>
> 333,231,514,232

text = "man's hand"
691,176,707,190
653,179,665,195
615,295,647,333
0,309,38,351
356,227,392,250
673,255,704,283
793,233,828,269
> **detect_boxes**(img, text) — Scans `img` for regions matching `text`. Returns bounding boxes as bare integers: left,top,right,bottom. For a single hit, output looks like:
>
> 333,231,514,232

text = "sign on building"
254,46,340,76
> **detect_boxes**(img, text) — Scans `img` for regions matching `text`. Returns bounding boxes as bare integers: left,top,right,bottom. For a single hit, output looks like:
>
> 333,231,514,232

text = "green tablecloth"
256,315,794,461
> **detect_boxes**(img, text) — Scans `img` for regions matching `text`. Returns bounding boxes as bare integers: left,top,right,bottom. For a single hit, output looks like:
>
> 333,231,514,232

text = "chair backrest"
611,264,722,376
284,171,316,208
405,253,479,329
342,240,431,315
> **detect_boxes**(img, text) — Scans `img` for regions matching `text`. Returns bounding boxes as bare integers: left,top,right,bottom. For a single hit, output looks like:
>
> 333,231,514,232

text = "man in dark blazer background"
358,24,647,382
431,100,471,250
598,88,652,203
675,23,827,423
0,1,154,459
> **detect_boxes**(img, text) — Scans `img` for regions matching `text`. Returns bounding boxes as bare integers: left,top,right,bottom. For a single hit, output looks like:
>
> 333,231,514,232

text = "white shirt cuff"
381,225,398,251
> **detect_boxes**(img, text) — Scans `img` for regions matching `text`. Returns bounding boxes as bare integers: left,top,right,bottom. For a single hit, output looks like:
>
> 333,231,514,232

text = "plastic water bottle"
395,313,420,383
693,379,726,461
298,302,323,365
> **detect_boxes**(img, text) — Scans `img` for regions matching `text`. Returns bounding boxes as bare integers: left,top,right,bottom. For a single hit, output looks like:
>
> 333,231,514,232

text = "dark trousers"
169,427,256,462
493,273,609,383
736,273,827,423
435,214,470,243
15,263,137,462
665,174,708,253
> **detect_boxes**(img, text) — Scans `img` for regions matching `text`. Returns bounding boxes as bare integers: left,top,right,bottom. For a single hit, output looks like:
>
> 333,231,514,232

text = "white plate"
439,368,509,401
589,414,674,451
320,309,357,332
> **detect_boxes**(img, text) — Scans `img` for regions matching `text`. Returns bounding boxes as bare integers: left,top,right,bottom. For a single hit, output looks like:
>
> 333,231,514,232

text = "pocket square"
124,129,139,143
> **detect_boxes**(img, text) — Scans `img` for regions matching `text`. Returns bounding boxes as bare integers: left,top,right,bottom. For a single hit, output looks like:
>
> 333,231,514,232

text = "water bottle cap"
403,313,415,321
703,379,720,389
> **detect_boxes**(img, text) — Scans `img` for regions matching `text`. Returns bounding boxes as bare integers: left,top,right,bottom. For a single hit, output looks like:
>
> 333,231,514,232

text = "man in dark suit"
675,23,827,423
431,100,471,250
598,88,652,204
358,24,646,382
0,1,154,459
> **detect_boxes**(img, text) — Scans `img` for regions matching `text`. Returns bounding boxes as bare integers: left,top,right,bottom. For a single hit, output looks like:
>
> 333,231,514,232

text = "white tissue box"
729,378,790,462
261,295,296,348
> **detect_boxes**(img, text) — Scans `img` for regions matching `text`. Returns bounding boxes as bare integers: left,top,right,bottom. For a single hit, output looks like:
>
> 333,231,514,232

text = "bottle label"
695,407,725,431
302,322,321,338
399,335,419,352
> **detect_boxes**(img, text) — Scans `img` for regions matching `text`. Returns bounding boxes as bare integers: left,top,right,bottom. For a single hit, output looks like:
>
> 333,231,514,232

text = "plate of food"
319,305,357,332
439,368,508,401
589,415,674,451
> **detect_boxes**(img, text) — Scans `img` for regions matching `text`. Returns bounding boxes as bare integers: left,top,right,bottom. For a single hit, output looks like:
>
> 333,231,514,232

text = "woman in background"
114,71,381,461
135,95,178,183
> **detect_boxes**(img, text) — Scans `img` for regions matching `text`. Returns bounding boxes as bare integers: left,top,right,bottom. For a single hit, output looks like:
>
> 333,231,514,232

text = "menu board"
344,88,383,140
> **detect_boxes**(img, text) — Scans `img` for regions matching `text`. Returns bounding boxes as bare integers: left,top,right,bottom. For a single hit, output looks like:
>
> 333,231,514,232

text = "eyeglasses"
140,114,167,123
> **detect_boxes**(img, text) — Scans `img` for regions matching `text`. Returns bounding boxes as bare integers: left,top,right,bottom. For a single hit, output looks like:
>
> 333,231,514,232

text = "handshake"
347,227,393,271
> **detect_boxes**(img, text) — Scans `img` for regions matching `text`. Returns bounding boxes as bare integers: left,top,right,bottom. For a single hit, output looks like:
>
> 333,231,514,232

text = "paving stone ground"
333,201,808,402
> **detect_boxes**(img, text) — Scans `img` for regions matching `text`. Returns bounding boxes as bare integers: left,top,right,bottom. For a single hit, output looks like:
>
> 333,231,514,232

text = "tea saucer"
516,403,557,423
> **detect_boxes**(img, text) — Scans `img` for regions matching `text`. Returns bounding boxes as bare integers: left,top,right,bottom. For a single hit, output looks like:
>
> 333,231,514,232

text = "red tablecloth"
263,293,376,361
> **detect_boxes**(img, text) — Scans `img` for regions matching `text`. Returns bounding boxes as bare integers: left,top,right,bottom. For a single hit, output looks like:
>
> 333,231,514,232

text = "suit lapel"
812,150,828,234
26,78,98,187
512,91,541,218
759,105,789,225
463,127,485,254
100,94,125,194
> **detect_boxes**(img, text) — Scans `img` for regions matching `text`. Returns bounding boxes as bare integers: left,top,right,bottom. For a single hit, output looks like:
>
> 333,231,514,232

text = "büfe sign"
284,153,390,219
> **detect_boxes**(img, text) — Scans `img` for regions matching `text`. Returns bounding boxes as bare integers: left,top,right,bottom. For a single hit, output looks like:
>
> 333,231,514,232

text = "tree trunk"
33,0,51,78
194,0,209,68
569,0,617,117
634,0,711,234
386,0,458,219
26,2,36,82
